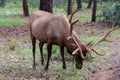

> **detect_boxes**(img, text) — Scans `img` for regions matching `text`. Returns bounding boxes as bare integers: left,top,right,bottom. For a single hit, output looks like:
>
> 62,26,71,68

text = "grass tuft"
9,39,19,50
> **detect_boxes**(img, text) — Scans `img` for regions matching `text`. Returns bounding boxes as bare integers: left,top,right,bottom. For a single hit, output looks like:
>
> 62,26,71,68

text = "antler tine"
68,1,80,36
92,49,105,56
72,48,80,55
69,9,80,24
88,52,95,58
70,20,79,35
88,22,119,56
86,42,93,47
90,26,118,49
69,9,80,35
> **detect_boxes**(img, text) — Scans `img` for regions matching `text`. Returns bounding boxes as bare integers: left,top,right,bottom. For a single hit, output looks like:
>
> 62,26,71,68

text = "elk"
29,10,117,70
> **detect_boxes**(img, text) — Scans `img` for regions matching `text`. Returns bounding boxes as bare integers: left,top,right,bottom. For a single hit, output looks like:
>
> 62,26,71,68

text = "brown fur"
29,10,88,70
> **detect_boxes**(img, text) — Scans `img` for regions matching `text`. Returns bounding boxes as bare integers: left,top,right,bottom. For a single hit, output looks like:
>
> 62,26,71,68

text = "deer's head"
68,9,118,69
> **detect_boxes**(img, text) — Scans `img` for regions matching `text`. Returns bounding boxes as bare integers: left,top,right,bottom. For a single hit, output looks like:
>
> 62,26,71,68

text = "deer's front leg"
44,43,52,70
60,46,66,69
39,43,44,65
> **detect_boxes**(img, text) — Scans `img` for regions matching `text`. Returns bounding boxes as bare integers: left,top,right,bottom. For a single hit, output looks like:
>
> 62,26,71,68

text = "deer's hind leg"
44,43,52,70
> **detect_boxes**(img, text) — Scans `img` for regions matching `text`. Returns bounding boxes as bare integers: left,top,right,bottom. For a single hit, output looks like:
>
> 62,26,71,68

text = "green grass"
0,5,38,26
0,2,28,26
71,10,92,22
80,35,100,44
0,1,38,26
0,17,27,26
12,41,84,80
0,1,105,27
20,48,32,56
53,7,67,14
0,2,95,27
0,1,119,80
109,28,120,37
0,28,119,80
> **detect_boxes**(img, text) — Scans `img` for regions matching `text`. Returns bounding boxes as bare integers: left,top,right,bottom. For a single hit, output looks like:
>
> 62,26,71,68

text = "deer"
29,10,118,70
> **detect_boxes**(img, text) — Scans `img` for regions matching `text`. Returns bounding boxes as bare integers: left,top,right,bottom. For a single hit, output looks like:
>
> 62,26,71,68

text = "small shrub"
9,39,19,50
97,2,120,26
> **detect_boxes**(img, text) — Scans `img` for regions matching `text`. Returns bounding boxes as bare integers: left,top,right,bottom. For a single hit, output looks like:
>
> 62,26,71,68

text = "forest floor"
0,22,120,80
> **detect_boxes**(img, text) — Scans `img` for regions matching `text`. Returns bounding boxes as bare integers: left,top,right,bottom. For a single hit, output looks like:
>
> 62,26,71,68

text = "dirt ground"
0,22,120,80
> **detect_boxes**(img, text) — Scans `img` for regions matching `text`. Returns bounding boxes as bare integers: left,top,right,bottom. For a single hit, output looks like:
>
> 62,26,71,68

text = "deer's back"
29,11,70,45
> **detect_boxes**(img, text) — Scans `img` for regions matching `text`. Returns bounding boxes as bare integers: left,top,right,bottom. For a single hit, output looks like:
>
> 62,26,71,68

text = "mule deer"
29,10,117,70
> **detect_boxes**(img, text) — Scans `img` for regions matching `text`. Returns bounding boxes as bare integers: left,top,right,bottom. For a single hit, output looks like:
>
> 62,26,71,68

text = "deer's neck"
64,35,78,55
64,32,87,55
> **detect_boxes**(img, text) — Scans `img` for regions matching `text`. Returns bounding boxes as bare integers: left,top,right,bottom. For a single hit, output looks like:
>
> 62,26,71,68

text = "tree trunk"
87,0,93,8
67,0,72,15
91,0,97,22
39,0,44,10
23,0,29,16
39,0,53,13
77,0,82,9
1,0,6,7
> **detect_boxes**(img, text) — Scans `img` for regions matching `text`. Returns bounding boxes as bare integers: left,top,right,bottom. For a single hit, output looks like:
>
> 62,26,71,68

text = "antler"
69,9,80,24
72,37,85,59
68,36,85,59
69,9,80,35
70,20,79,35
91,49,105,56
90,27,118,49
68,1,80,37
89,24,119,55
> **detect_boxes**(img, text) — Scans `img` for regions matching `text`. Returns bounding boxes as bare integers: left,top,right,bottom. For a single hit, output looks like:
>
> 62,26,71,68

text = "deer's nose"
76,63,82,69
